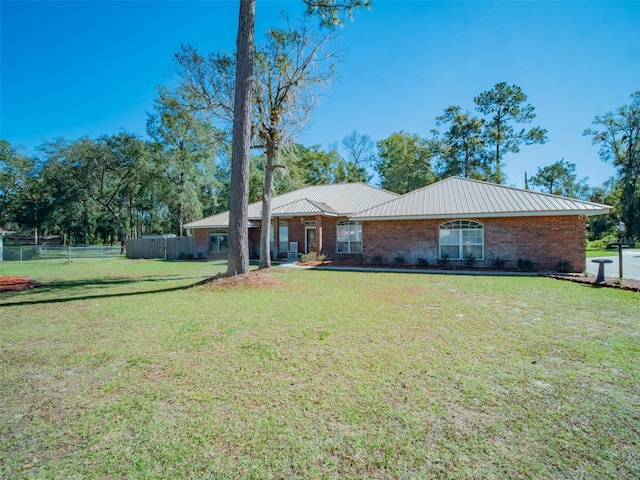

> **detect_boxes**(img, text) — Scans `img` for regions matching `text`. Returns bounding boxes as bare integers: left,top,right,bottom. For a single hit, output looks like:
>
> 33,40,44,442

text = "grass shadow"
0,274,213,307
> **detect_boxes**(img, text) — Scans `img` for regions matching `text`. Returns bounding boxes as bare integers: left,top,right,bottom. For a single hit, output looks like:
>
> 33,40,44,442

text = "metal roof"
271,198,339,216
184,183,399,229
351,177,611,220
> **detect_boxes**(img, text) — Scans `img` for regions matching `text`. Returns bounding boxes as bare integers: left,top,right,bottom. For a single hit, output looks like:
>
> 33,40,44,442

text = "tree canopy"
375,132,435,194
529,159,590,199
474,82,547,183
584,91,640,239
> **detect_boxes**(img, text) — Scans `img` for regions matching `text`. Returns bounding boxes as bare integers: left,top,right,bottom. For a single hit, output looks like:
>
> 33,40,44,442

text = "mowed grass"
586,248,620,258
1,259,639,479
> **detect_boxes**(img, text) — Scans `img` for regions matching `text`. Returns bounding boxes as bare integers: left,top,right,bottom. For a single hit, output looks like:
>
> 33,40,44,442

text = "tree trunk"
226,0,255,277
177,171,184,237
259,149,277,269
114,211,127,255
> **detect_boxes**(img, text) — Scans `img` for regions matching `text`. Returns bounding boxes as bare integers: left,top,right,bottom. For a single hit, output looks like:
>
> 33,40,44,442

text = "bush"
393,256,405,264
587,232,620,249
437,255,450,267
372,255,383,265
417,257,429,268
491,257,507,269
463,254,476,268
335,253,363,265
517,258,535,271
586,239,608,250
299,251,326,263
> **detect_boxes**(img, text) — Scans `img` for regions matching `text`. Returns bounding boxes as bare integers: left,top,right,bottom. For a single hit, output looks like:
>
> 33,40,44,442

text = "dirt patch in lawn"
0,276,41,292
197,269,283,290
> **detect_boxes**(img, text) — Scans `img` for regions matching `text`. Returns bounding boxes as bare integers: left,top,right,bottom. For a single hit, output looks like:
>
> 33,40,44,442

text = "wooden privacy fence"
126,237,195,260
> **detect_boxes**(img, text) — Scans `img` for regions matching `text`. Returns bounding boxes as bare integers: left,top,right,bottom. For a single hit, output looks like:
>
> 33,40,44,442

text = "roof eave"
184,224,228,229
256,212,341,219
351,209,611,221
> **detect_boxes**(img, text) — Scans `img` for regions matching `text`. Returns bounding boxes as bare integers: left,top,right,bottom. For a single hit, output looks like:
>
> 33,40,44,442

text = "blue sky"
1,0,639,189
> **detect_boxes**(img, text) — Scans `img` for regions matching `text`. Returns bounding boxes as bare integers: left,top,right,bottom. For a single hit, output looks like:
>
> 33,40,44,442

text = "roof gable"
271,198,338,216
351,177,611,220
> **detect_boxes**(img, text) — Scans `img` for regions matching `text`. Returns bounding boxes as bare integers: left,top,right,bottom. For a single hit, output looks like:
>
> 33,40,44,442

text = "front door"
305,227,317,253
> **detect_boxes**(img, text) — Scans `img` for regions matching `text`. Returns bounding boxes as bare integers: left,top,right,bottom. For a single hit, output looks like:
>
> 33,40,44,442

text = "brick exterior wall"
362,215,586,272
193,229,210,258
190,214,586,272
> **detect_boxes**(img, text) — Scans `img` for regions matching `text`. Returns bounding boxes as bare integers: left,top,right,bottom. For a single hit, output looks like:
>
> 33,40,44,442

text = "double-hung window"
209,230,228,253
439,220,483,260
336,221,362,253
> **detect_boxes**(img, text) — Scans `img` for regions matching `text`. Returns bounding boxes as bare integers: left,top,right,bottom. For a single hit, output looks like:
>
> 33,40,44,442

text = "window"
279,222,288,253
269,222,289,253
439,220,483,260
336,221,362,253
209,230,228,253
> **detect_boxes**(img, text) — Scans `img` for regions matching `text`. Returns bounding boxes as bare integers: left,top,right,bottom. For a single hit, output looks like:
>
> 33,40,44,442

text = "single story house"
184,177,611,272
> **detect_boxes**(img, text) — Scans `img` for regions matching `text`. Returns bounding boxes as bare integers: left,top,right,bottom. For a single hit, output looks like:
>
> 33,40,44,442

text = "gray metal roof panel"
183,211,230,229
351,177,611,219
271,198,335,216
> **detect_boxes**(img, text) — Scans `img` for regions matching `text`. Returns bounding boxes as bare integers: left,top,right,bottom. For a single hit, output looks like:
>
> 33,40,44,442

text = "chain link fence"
1,245,123,263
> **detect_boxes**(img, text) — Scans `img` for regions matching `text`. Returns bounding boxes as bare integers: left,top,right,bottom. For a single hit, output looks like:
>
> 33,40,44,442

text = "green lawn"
1,259,639,479
586,248,620,258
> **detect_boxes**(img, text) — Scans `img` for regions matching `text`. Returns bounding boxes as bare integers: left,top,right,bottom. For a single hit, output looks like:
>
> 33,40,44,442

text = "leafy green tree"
303,0,370,25
530,158,591,199
474,82,547,183
147,87,225,236
0,140,33,228
0,140,59,242
69,134,149,253
584,91,640,239
7,169,54,244
36,139,96,245
289,144,348,184
374,132,435,194
431,106,487,180
586,177,620,242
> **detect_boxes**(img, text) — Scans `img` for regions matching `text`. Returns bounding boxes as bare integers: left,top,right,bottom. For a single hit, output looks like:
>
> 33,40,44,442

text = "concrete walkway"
585,249,640,281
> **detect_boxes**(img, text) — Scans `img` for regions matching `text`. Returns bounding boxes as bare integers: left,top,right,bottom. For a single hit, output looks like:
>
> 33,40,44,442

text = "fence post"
44,247,47,262
20,247,23,262
68,245,72,264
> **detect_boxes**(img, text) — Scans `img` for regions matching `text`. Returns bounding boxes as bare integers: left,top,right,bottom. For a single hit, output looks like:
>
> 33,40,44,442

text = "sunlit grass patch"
1,264,639,478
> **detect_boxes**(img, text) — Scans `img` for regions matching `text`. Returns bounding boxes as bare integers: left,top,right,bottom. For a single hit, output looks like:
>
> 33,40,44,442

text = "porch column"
273,217,279,255
316,215,323,254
